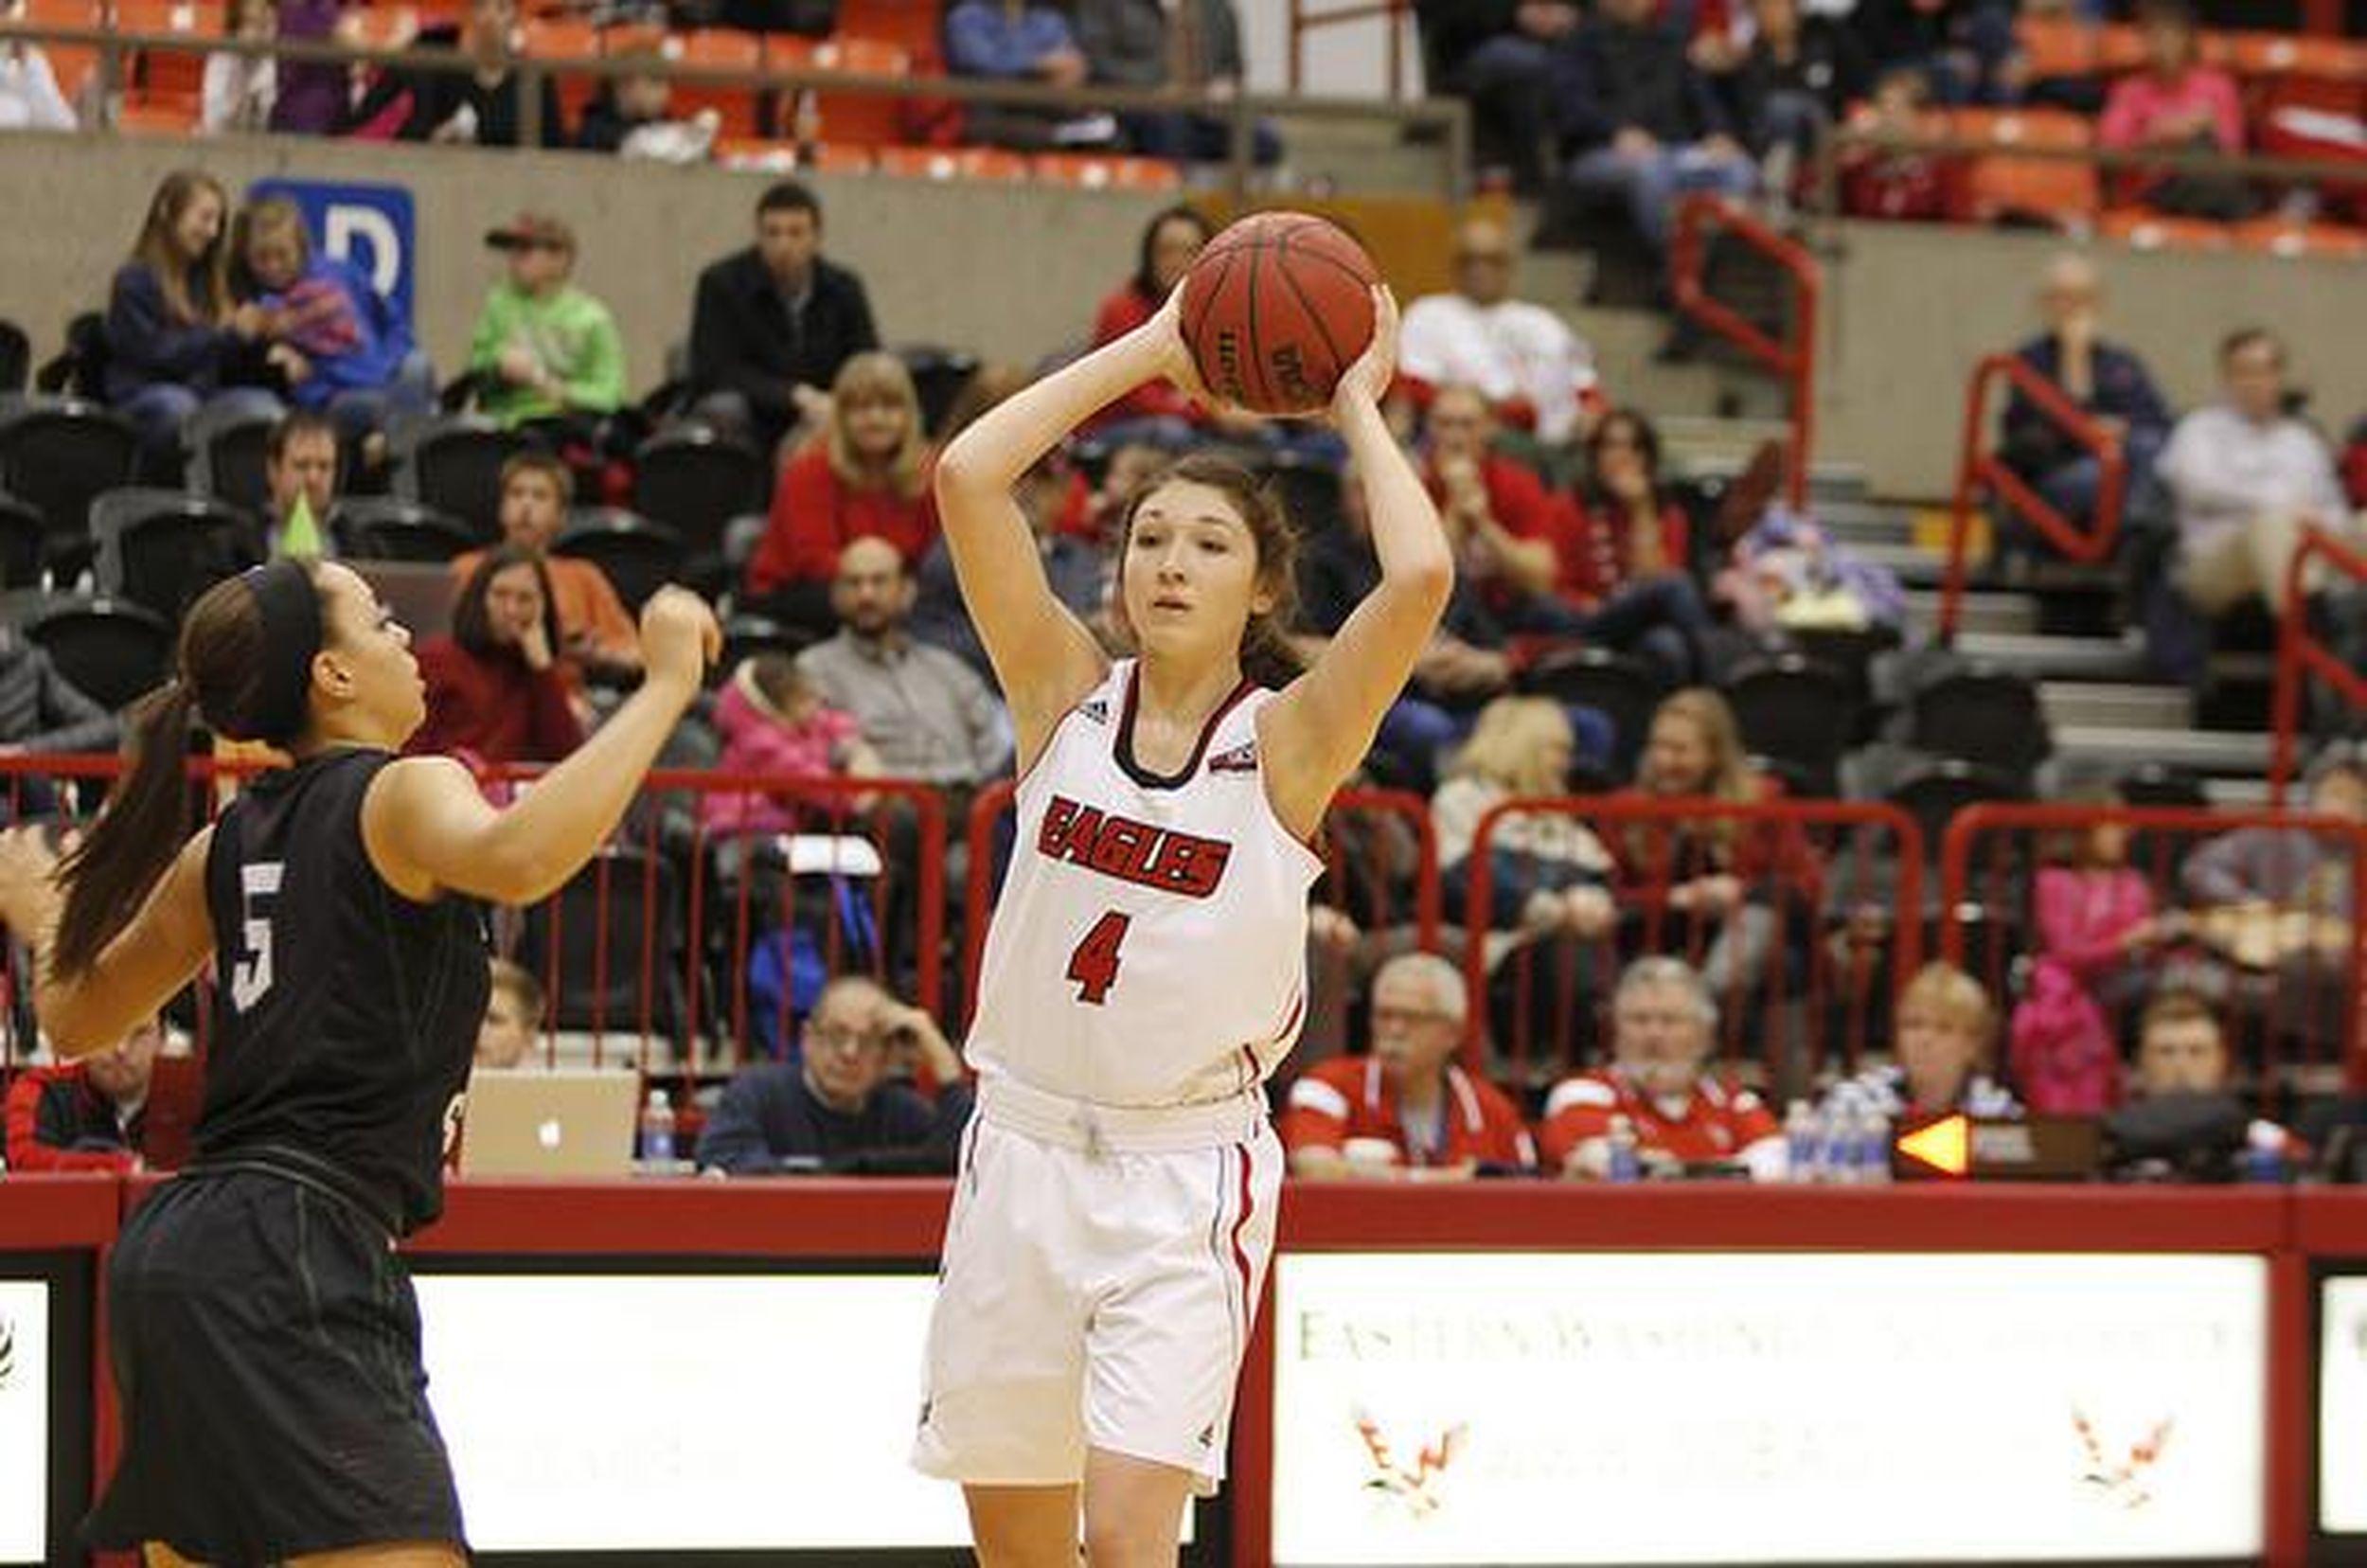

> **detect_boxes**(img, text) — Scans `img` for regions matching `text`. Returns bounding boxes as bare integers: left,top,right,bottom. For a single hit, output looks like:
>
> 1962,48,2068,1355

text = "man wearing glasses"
696,975,973,1175
1280,953,1536,1180
1397,217,1601,447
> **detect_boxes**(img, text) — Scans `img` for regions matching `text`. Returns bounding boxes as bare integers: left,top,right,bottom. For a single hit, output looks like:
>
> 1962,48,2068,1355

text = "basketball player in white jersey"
913,282,1451,1565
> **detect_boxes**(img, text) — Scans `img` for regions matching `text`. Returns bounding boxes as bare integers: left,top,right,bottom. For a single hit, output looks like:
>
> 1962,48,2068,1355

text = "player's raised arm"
932,297,1198,769
1260,287,1454,839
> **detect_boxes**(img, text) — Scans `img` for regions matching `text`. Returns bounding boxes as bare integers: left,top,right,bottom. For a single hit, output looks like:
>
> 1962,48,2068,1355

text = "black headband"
236,560,323,745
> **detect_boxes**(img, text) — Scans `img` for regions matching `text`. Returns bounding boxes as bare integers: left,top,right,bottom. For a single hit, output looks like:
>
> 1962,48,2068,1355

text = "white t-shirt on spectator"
0,45,75,132
1398,291,1598,444
2158,401,2345,558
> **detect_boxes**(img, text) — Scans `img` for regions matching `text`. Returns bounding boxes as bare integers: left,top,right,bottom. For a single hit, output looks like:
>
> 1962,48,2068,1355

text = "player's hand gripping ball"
1178,211,1380,416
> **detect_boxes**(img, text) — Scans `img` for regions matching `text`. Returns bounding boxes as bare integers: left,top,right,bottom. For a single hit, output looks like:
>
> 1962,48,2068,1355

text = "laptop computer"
457,1068,641,1179
350,559,456,644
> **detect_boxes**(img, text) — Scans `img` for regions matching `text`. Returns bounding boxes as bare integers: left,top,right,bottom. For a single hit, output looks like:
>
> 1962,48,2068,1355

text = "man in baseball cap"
465,210,624,431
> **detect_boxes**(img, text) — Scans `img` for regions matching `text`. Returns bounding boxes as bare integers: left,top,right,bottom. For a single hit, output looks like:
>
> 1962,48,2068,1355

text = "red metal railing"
2269,526,2367,805
1286,0,1415,97
1940,802,2367,1091
1461,795,1923,1086
961,780,1442,1031
1935,351,2127,644
1670,194,1820,510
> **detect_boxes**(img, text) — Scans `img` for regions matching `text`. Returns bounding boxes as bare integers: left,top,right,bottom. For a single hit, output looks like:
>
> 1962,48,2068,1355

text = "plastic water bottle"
2240,1122,2287,1185
1820,1088,1860,1185
1853,1099,1894,1186
1785,1099,1820,1184
638,1089,677,1170
1604,1114,1642,1185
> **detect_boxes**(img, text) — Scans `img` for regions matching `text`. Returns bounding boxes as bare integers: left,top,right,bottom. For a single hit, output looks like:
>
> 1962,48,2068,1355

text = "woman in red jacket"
411,543,585,765
1553,409,1712,683
744,351,939,623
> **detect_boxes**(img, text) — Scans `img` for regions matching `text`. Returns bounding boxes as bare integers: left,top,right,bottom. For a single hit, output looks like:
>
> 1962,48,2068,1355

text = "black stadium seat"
0,493,46,589
1726,654,1859,798
90,489,264,622
556,508,685,616
330,497,478,563
24,597,173,712
0,401,140,576
394,417,528,540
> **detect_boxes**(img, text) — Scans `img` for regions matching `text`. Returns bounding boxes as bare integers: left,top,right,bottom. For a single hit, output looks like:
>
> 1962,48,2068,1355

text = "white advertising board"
2321,1275,2367,1533
0,1281,49,1564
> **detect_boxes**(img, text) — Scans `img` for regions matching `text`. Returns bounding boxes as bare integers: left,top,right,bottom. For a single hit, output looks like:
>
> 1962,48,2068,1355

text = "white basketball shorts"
911,1101,1283,1494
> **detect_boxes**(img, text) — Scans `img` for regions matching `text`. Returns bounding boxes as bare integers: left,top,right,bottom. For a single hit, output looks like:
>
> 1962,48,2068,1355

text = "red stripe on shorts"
1227,1141,1256,1316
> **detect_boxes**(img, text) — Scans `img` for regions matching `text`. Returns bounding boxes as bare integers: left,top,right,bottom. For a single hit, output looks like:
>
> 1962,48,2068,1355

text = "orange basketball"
1177,212,1379,416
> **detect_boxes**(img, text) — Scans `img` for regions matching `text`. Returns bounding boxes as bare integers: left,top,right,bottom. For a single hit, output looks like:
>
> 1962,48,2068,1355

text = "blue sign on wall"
244,179,417,330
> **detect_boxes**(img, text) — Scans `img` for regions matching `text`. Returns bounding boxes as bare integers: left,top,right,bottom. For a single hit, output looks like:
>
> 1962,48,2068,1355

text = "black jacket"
1550,19,1733,152
686,247,881,437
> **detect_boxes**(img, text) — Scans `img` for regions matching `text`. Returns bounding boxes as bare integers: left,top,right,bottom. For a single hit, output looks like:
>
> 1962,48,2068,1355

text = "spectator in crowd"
574,46,721,162
1083,205,1258,449
449,453,643,688
2098,0,2250,219
261,408,340,559
1433,695,1617,942
1555,408,1713,683
696,975,972,1174
1071,0,1276,163
1840,961,2019,1120
1550,0,1755,261
2033,782,2166,1019
1853,0,2020,107
913,449,1104,677
0,617,120,824
2153,329,2353,681
1727,0,1872,202
465,212,628,435
1836,66,1953,222
1615,687,1819,996
1397,218,1600,448
3,1016,163,1172
0,0,78,130
1422,384,1578,633
473,957,543,1071
795,538,1012,791
233,196,434,443
2112,989,2303,1177
689,179,881,456
944,0,1117,151
1538,955,1785,1179
1414,0,1580,192
1997,253,2174,571
701,652,881,837
744,351,940,618
267,0,350,134
411,543,586,764
400,0,566,148
105,169,283,468
201,0,277,134
1282,952,1537,1178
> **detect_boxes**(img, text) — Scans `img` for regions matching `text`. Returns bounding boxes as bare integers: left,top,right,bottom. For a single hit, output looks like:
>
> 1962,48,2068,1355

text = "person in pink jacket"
702,653,880,837
2033,784,2173,1020
2097,0,2249,216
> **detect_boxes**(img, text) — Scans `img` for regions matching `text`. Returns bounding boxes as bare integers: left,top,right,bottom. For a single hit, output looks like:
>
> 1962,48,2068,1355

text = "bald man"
1998,252,2172,567
1398,217,1600,445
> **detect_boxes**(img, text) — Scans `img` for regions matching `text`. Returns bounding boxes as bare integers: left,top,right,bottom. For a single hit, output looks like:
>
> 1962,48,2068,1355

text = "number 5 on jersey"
231,861,285,1012
1065,911,1132,1006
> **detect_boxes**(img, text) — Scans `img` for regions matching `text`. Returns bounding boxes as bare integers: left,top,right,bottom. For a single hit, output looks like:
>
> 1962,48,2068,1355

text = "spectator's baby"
235,195,433,442
703,653,881,836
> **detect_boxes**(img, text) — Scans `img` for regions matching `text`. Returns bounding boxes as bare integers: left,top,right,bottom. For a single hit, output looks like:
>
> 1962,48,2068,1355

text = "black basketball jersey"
196,748,490,1235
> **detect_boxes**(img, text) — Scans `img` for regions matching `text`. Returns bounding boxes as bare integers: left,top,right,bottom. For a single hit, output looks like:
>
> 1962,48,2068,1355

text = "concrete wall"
1819,220,2367,498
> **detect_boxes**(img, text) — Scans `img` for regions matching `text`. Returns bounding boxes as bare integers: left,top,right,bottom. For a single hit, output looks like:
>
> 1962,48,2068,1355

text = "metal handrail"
1815,125,2367,217
1286,0,1415,98
1935,352,2126,644
1669,193,1820,510
2269,526,2367,805
0,18,1471,202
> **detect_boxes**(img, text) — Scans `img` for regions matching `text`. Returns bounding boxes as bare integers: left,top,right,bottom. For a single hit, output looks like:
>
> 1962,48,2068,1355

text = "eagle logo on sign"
2072,1407,2173,1509
1353,1407,1467,1518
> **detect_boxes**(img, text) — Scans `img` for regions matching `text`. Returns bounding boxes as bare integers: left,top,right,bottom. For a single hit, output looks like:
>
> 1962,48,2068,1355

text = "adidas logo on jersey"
1207,740,1259,775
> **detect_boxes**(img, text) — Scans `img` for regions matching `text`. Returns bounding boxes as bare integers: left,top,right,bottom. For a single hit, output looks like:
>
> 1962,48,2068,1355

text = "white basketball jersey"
967,660,1323,1110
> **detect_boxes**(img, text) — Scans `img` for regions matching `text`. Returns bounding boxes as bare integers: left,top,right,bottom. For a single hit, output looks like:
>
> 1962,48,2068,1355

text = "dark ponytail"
51,680,201,978
50,561,319,978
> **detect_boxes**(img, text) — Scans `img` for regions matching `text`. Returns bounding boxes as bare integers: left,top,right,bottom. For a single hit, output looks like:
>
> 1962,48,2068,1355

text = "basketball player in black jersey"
0,558,717,1567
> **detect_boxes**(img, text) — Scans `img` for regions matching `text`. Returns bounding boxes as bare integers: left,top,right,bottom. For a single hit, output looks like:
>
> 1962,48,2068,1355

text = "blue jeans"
1571,575,1713,685
1998,424,2168,567
1564,142,1757,254
1443,34,1562,187
318,348,437,444
119,383,284,464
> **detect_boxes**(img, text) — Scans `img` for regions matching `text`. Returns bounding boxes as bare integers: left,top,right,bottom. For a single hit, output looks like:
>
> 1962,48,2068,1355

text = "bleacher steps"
2052,723,2274,777
1951,629,2153,681
2039,681,2194,732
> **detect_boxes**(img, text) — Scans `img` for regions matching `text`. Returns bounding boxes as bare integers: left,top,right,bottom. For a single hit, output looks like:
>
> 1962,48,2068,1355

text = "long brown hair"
130,169,233,327
452,543,563,660
1628,686,1754,864
52,565,320,977
1113,454,1302,690
822,352,927,500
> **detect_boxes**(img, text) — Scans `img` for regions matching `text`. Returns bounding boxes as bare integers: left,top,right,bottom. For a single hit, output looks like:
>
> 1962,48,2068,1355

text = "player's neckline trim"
1114,663,1255,792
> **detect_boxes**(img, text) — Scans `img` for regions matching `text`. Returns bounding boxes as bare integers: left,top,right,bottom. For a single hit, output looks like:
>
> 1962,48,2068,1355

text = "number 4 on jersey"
1065,911,1132,1006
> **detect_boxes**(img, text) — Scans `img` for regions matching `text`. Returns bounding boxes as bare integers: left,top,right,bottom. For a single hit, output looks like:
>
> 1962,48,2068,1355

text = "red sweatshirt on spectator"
410,638,584,765
1422,453,1571,613
1555,499,1691,610
1083,281,1200,430
748,445,941,594
1282,1056,1538,1170
5,1063,140,1172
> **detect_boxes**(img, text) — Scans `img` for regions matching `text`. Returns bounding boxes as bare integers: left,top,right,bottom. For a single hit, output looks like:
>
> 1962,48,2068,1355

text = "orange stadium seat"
116,96,199,134
341,6,419,52
2016,16,2101,80
713,135,876,173
874,144,1029,183
2093,23,2147,75
2099,209,2236,251
2231,216,2367,258
519,14,603,127
24,0,98,104
802,36,912,150
836,0,941,65
115,0,222,113
1949,109,2099,230
1030,152,1184,191
660,27,762,138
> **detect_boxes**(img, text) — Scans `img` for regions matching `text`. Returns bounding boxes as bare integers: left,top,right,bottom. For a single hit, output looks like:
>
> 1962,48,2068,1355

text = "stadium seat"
2231,217,2367,259
1725,654,1859,800
116,98,201,134
712,136,876,173
1885,758,2030,870
554,508,685,615
2093,24,2148,75
1949,109,2100,231
2016,15,2103,80
23,597,173,712
631,424,767,572
660,27,763,139
895,345,981,437
874,145,1030,183
837,0,940,64
24,0,99,104
2098,210,2236,252
1907,665,2051,782
0,318,27,395
392,417,528,540
0,494,45,590
184,401,279,514
0,401,140,576
519,13,605,126
341,5,419,51
329,497,477,563
779,35,911,149
1031,153,1184,192
90,488,263,623
116,0,222,113
1516,647,1666,776
718,613,827,679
